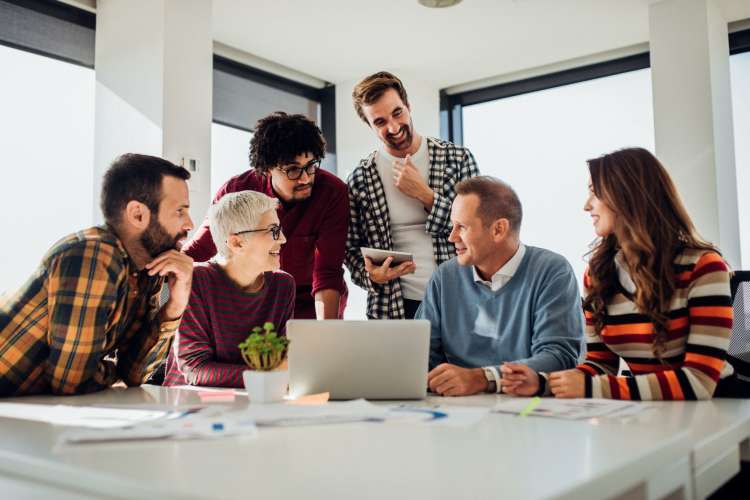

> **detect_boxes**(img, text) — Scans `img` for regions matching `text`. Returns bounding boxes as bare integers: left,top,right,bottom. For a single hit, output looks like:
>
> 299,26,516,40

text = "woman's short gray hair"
209,190,278,259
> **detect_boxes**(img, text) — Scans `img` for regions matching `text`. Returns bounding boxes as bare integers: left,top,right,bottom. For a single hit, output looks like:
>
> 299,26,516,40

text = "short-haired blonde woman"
502,148,736,400
164,191,295,387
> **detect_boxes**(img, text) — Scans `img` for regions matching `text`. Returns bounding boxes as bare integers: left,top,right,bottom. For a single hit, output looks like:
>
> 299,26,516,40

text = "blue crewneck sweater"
416,246,584,372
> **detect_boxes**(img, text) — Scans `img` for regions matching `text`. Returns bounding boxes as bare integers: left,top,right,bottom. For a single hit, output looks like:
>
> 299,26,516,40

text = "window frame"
441,27,750,144
0,0,338,173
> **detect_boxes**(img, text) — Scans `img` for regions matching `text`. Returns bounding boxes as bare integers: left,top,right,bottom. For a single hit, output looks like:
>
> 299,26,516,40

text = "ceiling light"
418,0,463,8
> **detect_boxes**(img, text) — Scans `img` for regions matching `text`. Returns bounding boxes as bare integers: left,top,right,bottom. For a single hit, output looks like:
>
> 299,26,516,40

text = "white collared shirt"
472,244,526,292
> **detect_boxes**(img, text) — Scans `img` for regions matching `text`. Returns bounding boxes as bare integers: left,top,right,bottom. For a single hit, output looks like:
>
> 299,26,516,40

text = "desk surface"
0,387,747,500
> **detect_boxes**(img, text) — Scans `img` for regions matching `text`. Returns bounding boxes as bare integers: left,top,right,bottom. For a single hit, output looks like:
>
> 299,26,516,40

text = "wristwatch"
535,372,549,397
482,367,499,393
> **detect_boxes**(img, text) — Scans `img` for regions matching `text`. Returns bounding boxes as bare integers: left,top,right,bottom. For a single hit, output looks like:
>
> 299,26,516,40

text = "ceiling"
212,0,750,89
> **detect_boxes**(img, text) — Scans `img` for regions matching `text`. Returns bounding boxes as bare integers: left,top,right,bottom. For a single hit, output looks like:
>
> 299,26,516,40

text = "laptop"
287,320,430,400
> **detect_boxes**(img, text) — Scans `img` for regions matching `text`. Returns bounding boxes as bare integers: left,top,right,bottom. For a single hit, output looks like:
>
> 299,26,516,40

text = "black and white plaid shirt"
345,137,480,319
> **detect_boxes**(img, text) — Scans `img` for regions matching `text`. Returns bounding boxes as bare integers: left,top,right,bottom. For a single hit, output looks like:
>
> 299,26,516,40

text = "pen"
519,397,541,417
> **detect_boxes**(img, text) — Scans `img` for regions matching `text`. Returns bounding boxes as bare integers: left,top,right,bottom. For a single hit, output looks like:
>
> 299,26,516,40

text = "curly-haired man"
184,113,348,319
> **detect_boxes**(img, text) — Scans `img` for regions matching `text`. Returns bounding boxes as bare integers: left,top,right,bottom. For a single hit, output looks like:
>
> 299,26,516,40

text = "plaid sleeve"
45,241,122,395
344,170,380,294
115,281,180,387
425,147,480,236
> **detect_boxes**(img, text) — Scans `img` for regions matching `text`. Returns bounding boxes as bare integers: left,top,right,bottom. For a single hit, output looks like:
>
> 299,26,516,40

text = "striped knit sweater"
576,250,733,400
163,263,295,388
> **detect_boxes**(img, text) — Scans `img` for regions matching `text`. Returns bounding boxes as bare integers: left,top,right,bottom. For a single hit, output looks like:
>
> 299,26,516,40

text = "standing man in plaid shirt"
0,154,194,396
347,72,480,319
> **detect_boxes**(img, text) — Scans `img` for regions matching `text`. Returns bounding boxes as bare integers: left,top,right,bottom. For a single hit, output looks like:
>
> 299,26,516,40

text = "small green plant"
238,322,289,371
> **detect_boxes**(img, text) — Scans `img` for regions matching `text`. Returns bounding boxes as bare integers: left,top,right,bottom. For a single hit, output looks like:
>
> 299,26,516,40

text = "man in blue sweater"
417,176,583,396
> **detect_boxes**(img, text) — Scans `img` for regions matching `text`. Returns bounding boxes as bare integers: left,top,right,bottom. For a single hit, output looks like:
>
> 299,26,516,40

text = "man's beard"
385,121,414,152
141,218,187,258
290,182,313,201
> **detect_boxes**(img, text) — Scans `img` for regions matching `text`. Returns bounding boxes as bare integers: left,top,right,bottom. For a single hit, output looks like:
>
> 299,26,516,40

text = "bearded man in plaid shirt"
0,154,194,396
346,71,480,319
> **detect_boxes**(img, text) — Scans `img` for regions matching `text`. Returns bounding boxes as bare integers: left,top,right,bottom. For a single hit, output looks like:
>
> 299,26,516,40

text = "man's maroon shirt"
184,168,348,318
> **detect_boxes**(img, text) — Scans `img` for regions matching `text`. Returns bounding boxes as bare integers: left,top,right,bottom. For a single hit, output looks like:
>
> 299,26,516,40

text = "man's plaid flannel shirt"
345,137,480,319
0,226,179,396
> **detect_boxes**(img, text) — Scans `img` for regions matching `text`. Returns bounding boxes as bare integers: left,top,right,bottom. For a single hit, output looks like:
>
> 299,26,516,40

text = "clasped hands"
500,364,585,398
426,362,585,398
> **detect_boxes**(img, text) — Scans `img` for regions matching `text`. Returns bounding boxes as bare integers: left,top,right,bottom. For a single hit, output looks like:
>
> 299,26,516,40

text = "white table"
623,399,750,499
1,386,744,500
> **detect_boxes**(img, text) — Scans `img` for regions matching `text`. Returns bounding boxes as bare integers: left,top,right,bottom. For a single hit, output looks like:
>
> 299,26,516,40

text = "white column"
649,0,740,267
93,0,213,228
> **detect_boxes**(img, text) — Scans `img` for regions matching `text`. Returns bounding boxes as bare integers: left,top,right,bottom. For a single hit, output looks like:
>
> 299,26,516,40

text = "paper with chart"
492,398,652,420
384,403,490,427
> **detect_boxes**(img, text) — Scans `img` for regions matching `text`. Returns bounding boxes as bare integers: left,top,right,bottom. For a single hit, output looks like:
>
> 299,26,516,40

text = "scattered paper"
0,403,183,428
243,399,387,426
59,407,256,444
492,398,652,420
385,404,490,428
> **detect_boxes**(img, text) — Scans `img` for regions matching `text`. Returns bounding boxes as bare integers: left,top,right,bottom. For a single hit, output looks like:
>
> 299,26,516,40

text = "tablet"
360,247,414,266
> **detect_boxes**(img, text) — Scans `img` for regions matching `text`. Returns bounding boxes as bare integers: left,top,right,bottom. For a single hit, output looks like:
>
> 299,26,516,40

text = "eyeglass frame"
277,159,321,180
234,224,282,240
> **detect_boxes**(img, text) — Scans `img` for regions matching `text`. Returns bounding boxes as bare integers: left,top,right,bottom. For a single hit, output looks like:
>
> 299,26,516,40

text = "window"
210,122,252,195
730,51,750,268
0,44,95,293
462,68,655,284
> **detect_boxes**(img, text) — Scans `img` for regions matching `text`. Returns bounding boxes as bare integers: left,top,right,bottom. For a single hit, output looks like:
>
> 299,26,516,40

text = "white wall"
94,0,213,227
649,0,741,268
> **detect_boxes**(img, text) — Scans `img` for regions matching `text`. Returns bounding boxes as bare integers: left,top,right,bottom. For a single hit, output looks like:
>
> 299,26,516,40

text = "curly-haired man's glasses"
279,159,321,180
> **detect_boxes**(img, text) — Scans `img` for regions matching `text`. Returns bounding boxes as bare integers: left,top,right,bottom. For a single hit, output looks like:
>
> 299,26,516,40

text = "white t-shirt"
375,138,436,301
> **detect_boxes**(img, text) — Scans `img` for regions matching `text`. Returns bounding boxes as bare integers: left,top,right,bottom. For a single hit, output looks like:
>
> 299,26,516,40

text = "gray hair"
209,190,278,259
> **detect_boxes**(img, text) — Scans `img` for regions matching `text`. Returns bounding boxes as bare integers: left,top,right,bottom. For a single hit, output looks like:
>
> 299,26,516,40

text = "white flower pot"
243,370,289,403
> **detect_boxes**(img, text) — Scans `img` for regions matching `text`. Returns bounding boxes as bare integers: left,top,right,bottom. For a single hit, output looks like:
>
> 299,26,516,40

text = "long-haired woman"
502,147,737,400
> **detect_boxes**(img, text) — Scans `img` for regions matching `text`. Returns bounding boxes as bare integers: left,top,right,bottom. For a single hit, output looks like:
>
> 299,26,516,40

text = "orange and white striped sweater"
577,250,733,400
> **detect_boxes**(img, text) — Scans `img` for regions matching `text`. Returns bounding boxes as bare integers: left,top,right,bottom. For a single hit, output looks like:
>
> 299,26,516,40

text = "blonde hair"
209,190,278,258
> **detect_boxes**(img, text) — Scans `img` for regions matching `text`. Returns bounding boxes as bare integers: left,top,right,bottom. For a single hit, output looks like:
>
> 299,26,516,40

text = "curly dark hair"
249,112,326,173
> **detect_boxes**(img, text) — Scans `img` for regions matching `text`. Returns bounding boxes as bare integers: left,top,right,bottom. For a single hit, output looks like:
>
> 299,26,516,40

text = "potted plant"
238,322,290,403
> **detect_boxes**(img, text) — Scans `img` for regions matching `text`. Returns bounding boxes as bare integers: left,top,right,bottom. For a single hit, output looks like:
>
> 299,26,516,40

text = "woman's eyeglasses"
235,224,282,240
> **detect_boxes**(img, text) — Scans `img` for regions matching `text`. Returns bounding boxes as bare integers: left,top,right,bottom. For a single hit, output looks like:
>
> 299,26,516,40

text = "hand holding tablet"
360,247,416,284
360,247,414,266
